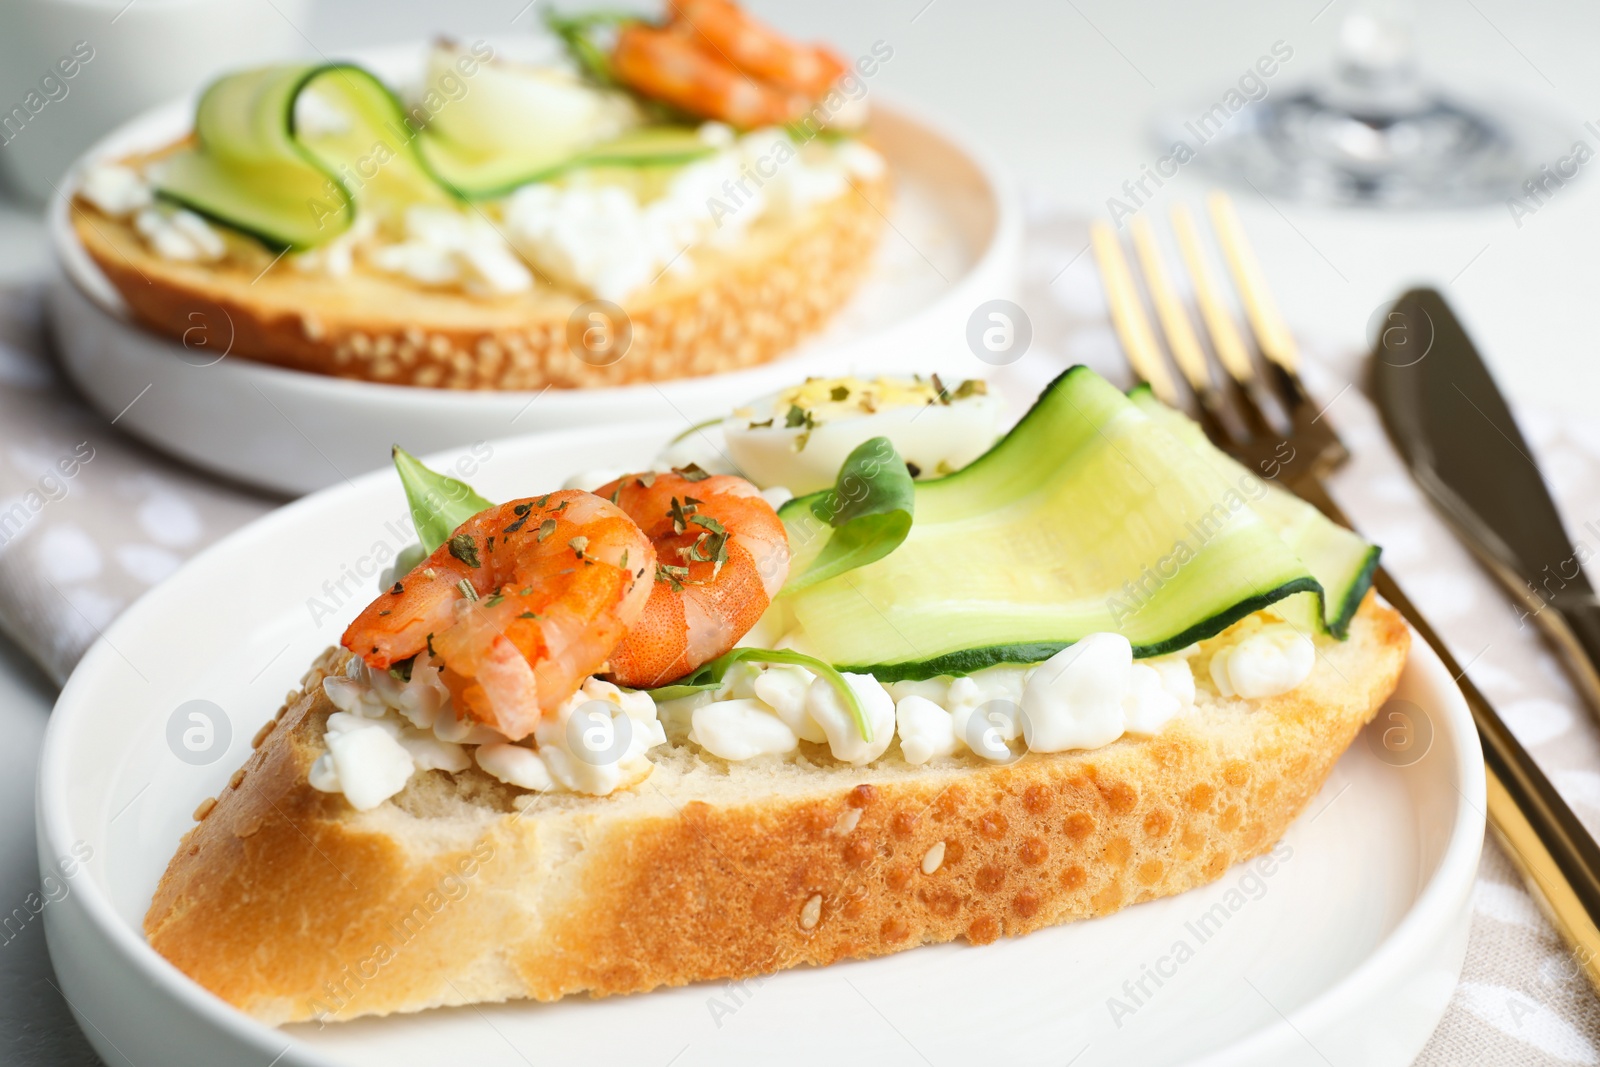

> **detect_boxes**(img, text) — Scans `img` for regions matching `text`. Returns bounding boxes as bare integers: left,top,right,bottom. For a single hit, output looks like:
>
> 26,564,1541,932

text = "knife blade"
1371,286,1600,717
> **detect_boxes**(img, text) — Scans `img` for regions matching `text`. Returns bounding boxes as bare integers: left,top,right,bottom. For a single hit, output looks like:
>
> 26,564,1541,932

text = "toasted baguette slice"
146,595,1408,1025
72,169,888,391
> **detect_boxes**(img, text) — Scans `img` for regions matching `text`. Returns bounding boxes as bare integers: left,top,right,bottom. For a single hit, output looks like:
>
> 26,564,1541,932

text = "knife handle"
1297,477,1600,993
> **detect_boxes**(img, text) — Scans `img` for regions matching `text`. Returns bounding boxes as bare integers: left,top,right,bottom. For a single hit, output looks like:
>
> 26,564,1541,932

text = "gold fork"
1092,192,1600,995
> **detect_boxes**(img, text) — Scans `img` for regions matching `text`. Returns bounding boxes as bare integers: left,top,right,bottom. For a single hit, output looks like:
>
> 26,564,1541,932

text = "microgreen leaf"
393,446,494,555
544,9,637,86
776,436,915,594
643,647,872,742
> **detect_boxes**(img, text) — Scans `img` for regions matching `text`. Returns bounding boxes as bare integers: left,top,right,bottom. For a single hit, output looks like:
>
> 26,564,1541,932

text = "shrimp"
342,491,655,740
611,23,808,128
594,470,790,688
669,0,848,98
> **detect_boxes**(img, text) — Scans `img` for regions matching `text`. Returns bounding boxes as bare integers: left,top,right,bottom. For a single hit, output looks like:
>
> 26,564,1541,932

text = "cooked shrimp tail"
611,23,808,127
594,470,790,688
343,491,656,740
669,0,847,98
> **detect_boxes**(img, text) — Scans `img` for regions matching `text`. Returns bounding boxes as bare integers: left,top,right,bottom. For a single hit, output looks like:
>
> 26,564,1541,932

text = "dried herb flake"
447,533,481,568
673,463,712,482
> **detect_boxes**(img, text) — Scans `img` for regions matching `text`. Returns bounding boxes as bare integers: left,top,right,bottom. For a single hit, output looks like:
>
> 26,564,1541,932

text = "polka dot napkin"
0,285,273,683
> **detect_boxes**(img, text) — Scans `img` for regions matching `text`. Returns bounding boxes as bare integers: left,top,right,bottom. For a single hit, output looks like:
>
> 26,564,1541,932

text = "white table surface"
3,0,1598,1062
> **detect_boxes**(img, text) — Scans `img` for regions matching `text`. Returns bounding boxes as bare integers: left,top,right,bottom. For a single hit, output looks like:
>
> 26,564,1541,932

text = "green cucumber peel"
778,367,1333,674
155,63,444,250
1124,383,1380,639
393,446,495,555
645,647,872,743
155,55,716,246
835,574,1326,682
777,436,915,594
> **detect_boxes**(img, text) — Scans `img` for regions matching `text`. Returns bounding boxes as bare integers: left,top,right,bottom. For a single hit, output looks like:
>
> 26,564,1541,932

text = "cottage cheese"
673,618,1313,768
308,587,1313,811
368,205,533,296
308,654,667,807
1209,623,1316,699
79,162,153,217
501,126,884,302
79,161,230,263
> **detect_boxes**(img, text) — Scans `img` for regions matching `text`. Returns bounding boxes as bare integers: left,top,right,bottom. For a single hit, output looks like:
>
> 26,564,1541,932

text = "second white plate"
48,44,1020,496
40,426,1483,1067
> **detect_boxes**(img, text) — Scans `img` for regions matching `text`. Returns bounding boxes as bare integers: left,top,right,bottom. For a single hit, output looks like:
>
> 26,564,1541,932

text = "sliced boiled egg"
721,375,1003,494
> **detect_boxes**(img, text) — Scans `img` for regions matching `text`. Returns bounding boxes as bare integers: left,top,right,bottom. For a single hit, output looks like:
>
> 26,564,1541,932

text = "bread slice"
145,595,1408,1025
71,168,889,391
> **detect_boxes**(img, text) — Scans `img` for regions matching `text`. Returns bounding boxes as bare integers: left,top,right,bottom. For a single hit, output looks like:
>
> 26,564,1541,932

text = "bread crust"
71,169,889,391
145,595,1409,1025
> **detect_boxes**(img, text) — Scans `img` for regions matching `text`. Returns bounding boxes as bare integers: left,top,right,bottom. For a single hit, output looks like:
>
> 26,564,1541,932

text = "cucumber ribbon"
1126,385,1380,639
777,367,1375,681
153,57,714,249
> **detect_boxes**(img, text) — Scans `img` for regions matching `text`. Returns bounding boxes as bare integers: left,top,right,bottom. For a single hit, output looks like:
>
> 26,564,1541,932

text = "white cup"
0,0,313,203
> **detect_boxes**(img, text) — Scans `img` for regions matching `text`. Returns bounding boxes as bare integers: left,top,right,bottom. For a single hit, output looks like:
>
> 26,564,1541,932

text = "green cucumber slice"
1127,385,1379,638
154,64,441,250
150,60,715,247
782,366,1326,681
422,125,713,201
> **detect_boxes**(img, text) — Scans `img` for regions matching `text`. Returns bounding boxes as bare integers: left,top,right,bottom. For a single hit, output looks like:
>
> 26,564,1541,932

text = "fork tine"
1199,192,1348,476
1156,203,1279,440
1205,191,1333,446
1129,216,1212,396
1127,216,1251,444
1207,191,1300,376
1170,204,1254,385
1089,221,1180,406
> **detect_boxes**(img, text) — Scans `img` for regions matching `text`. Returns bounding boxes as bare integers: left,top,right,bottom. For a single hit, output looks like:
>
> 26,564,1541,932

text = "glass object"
1167,2,1568,207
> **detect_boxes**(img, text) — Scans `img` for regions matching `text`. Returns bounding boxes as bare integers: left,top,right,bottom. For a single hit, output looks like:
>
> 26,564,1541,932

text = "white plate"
39,427,1483,1067
46,42,1021,497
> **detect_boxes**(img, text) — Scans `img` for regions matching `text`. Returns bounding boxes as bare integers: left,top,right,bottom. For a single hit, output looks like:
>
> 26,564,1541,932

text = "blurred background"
2,0,1598,409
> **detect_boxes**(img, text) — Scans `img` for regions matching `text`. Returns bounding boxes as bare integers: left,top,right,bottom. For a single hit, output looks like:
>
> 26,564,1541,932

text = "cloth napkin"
5,194,1600,1063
